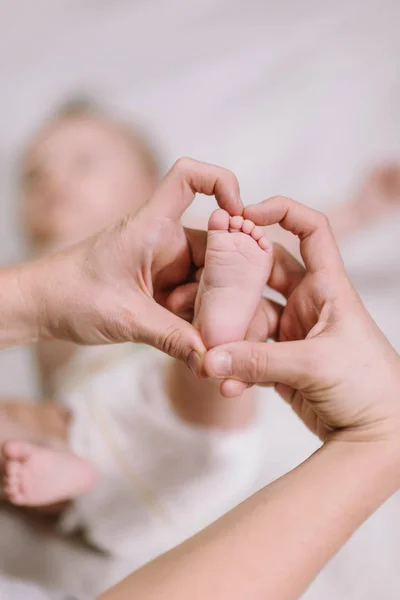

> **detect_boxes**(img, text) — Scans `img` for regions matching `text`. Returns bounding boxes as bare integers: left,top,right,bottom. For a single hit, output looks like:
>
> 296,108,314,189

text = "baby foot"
1,440,97,506
193,209,273,349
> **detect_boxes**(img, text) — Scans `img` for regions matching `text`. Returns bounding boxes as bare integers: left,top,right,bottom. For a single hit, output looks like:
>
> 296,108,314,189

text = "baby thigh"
0,401,70,444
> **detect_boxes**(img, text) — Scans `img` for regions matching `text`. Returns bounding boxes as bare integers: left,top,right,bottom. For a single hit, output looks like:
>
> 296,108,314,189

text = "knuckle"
316,210,331,231
224,167,238,184
226,169,240,194
101,297,141,344
172,157,193,173
161,325,185,358
106,306,135,343
246,345,269,382
270,194,293,203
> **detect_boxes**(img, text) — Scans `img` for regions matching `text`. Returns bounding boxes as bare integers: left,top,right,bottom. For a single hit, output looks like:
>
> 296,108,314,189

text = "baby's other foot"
193,209,273,349
1,440,97,506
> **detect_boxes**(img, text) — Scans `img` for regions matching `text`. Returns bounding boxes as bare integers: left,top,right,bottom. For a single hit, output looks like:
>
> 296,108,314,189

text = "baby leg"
0,401,70,445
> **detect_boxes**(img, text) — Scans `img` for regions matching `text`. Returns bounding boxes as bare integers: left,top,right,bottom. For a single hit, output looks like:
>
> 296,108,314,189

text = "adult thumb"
203,339,313,389
136,298,206,368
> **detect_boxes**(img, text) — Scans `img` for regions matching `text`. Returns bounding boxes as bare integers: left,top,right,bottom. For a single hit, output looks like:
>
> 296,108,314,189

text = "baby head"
19,98,160,253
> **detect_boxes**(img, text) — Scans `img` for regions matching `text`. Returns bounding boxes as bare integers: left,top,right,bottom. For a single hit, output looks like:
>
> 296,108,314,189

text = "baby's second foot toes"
2,456,23,503
2,440,31,462
5,458,20,480
4,480,23,504
2,441,38,505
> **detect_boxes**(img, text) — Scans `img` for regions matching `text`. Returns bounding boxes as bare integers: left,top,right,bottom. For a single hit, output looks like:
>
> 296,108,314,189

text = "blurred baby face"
20,116,156,250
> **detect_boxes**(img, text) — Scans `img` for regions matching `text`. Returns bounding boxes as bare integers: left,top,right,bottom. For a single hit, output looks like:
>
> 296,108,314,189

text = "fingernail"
210,351,232,377
188,351,202,376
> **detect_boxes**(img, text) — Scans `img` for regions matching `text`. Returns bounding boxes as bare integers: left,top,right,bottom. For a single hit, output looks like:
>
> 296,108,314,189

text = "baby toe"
250,226,264,241
258,237,272,252
229,215,244,231
242,219,255,235
5,460,20,478
208,209,230,231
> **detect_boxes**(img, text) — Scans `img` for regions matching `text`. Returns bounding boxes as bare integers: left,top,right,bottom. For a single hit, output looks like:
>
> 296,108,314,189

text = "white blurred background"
1,1,400,598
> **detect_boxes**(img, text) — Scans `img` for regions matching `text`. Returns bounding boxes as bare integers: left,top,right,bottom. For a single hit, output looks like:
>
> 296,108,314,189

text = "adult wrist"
0,262,42,347
32,246,85,343
326,431,400,494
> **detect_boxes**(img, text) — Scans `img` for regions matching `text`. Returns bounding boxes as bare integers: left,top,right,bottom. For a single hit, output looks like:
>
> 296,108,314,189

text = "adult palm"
205,197,400,442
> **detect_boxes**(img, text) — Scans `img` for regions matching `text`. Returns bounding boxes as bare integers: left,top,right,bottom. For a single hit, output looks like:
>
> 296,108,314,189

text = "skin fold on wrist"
0,263,42,348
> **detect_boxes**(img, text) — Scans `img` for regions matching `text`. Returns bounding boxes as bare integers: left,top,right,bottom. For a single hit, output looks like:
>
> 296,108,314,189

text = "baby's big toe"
208,209,230,232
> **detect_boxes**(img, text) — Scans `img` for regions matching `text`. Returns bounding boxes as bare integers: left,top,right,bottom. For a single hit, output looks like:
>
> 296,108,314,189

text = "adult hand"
204,196,400,443
13,158,242,364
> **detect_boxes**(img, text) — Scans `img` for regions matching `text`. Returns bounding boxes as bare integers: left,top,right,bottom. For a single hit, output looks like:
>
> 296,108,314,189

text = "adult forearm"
0,263,42,348
99,439,400,600
0,246,81,349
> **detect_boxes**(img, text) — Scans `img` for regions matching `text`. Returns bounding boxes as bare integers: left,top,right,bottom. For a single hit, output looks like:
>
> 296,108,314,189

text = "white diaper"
55,344,265,566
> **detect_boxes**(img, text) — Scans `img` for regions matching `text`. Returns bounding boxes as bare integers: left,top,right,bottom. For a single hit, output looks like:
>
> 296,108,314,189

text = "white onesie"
55,344,266,566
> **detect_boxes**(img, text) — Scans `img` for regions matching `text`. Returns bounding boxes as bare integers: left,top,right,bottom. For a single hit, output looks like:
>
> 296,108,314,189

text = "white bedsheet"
0,1,400,598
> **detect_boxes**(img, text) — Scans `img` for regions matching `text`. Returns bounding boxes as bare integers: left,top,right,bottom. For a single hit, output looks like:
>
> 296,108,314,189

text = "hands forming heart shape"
34,157,400,447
